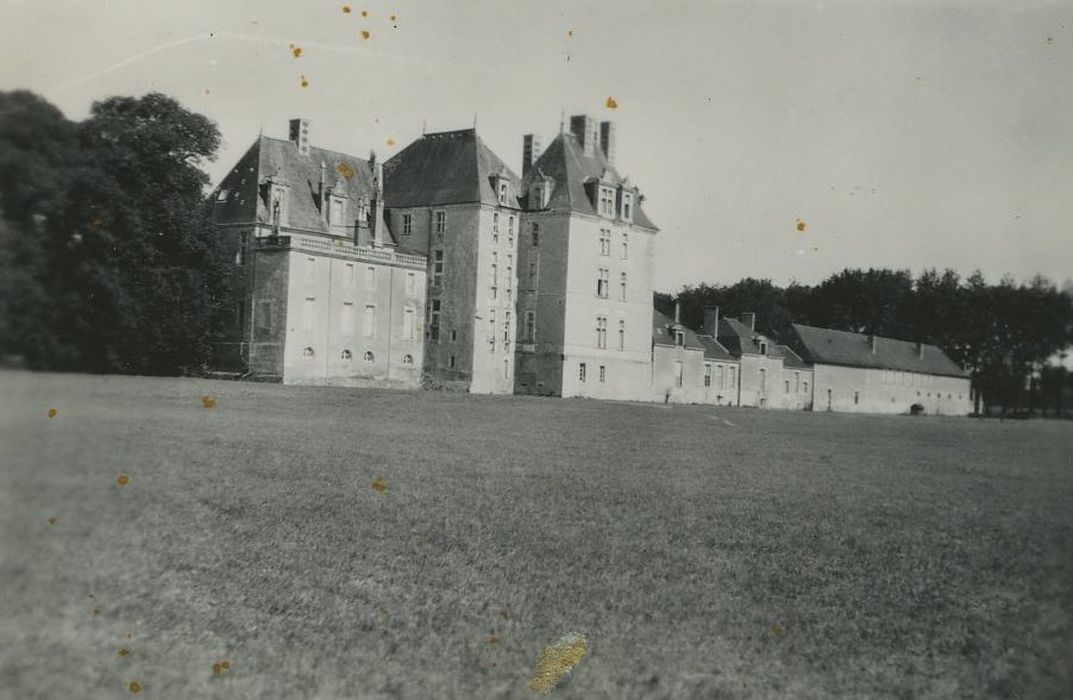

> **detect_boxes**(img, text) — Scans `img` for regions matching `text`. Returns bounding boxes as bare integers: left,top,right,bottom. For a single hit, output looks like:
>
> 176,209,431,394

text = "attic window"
759,341,768,355
269,184,288,227
328,194,346,228
498,181,508,205
600,187,615,216
675,330,685,347
622,192,633,221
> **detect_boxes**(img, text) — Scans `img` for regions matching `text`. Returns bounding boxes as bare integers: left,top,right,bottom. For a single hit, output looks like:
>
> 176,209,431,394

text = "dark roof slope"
383,128,521,209
790,323,968,377
212,136,393,246
717,317,785,358
521,132,658,230
778,345,810,369
652,308,736,360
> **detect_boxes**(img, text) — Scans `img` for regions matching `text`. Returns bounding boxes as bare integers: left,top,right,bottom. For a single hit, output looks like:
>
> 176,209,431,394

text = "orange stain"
128,681,141,694
336,162,355,180
221,661,230,670
47,408,57,418
292,46,302,58
796,219,807,232
488,635,499,644
212,663,222,675
605,96,618,109
567,30,574,37
771,623,786,637
117,474,130,486
390,14,397,21
385,138,395,147
201,395,217,409
342,4,352,13
371,478,388,492
48,517,57,525
361,9,368,17
92,608,100,616
300,75,310,88
499,608,509,619
360,30,371,40
118,648,130,657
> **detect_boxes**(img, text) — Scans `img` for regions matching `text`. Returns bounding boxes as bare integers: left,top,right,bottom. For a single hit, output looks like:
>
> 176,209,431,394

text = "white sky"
2,0,1071,292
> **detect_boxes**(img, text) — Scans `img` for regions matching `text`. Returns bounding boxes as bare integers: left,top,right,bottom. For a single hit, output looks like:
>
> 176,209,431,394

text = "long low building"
787,323,972,415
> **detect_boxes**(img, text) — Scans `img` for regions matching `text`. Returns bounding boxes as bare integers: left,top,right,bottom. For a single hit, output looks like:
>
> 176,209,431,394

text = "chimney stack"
916,341,925,359
741,312,756,331
569,115,598,157
522,134,543,176
371,160,384,247
289,118,311,155
674,301,681,324
599,121,616,164
869,334,877,353
703,306,720,337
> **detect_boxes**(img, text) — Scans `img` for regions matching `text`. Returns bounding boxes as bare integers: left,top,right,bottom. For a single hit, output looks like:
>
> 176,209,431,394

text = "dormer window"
600,187,615,217
269,184,288,228
327,194,346,228
498,182,508,204
759,341,768,355
675,330,685,347
622,192,633,221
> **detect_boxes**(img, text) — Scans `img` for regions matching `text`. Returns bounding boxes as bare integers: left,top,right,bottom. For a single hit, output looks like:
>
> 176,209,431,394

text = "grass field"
1,370,1072,699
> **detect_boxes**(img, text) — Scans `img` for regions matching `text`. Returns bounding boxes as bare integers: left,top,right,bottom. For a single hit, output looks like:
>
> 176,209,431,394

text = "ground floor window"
579,362,587,383
599,365,606,383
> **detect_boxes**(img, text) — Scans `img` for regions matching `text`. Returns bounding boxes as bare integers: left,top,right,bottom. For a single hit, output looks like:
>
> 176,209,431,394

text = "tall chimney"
869,334,877,353
372,160,384,247
916,341,925,359
522,134,543,176
599,121,616,164
318,161,327,220
569,115,597,157
741,312,756,331
289,118,311,155
703,306,720,337
674,301,681,324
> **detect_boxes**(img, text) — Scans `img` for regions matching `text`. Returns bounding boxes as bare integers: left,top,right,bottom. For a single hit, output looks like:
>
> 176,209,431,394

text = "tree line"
0,90,228,375
658,269,1073,415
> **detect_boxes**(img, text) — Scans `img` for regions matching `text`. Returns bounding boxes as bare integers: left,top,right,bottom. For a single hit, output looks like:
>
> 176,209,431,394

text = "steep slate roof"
522,131,658,231
382,128,521,208
790,323,969,378
212,135,394,246
651,308,736,360
716,317,785,358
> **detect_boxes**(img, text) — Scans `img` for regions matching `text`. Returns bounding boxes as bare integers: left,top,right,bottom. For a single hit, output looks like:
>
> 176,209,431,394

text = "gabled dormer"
490,171,512,206
528,169,554,210
263,170,289,231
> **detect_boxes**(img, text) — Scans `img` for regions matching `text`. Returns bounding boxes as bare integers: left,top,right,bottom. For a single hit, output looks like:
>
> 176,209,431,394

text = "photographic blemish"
796,219,807,232
487,635,499,644
201,395,217,409
499,607,509,619
291,46,302,58
361,9,368,17
48,517,57,525
605,96,618,109
92,608,101,616
212,662,222,675
390,14,397,21
385,138,395,147
360,30,371,40
528,632,587,695
117,474,130,486
567,30,574,37
300,75,310,88
221,661,230,670
118,648,130,657
128,681,141,694
371,478,388,492
771,623,786,637
342,4,352,13
336,162,355,180
48,407,57,418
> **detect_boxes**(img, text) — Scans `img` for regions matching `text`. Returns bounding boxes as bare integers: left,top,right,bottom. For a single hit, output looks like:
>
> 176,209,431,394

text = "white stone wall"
811,364,972,415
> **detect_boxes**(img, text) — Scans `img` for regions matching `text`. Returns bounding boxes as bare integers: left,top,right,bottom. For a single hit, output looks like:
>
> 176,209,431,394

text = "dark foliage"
0,90,229,375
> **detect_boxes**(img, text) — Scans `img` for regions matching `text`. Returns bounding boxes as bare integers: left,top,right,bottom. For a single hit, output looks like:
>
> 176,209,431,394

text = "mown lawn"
1,370,1071,699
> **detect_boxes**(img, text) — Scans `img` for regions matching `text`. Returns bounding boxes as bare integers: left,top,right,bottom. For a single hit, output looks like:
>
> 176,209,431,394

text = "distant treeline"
658,269,1073,415
0,90,228,375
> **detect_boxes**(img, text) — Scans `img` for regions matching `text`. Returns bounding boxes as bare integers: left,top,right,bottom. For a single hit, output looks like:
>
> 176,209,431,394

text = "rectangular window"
794,372,800,392
236,231,247,266
429,299,441,341
493,212,499,242
504,310,511,344
490,259,498,300
448,354,455,368
528,261,538,290
403,307,415,340
623,194,632,221
508,215,514,243
498,182,508,204
620,272,627,302
621,232,628,259
489,309,496,351
599,229,611,256
785,379,790,393
405,272,416,296
595,316,607,349
718,365,725,390
618,319,625,350
729,366,736,387
599,365,606,383
305,256,316,283
365,266,377,291
531,222,540,247
345,263,355,287
434,211,446,236
303,297,316,332
402,213,412,235
329,195,345,227
270,185,287,226
524,311,536,342
432,249,444,286
341,302,354,336
675,360,684,388
596,268,609,298
704,364,712,387
759,368,767,392
363,304,376,338
579,362,587,383
803,380,808,393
